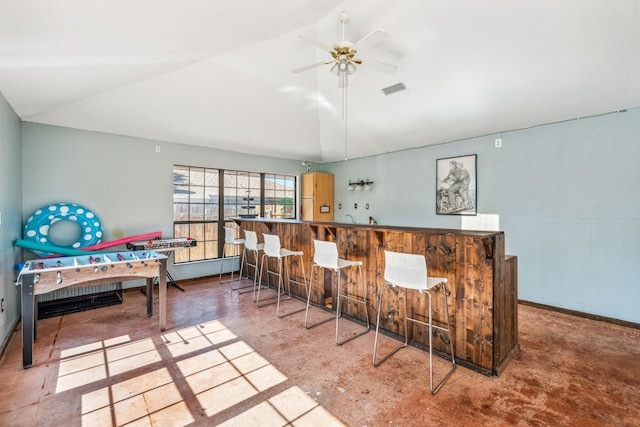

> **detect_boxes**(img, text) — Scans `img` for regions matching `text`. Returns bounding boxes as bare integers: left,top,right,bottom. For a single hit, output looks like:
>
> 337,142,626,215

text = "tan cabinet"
301,172,334,221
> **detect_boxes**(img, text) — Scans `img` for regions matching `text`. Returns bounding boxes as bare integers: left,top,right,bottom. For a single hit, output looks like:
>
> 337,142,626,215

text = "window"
173,166,219,263
223,170,261,219
173,165,296,264
264,174,297,219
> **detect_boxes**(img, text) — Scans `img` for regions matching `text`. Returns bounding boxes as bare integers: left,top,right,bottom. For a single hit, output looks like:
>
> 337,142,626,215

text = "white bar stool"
305,239,369,345
238,230,264,297
257,233,308,318
372,250,456,395
219,227,245,287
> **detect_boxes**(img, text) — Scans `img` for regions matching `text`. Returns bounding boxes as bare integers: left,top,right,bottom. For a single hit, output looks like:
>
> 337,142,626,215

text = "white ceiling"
1,0,639,163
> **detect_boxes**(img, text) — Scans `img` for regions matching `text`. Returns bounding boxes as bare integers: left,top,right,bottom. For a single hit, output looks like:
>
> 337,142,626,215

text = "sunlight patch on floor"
163,320,238,357
58,320,345,426
219,386,346,427
81,367,194,426
176,341,287,416
56,337,161,393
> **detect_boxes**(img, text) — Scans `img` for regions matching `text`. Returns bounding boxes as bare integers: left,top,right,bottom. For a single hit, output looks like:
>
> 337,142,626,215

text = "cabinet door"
315,174,334,207
302,173,315,197
301,198,314,221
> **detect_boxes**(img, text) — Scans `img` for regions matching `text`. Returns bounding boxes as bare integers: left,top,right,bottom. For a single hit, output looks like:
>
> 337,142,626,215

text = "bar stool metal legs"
239,230,264,296
373,250,456,395
304,240,369,345
256,233,308,318
335,264,370,345
219,227,246,288
254,254,283,307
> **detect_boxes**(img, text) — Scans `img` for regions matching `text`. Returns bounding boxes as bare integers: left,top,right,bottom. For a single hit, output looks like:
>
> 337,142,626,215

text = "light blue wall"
324,108,640,323
0,92,23,350
21,123,304,284
10,106,640,328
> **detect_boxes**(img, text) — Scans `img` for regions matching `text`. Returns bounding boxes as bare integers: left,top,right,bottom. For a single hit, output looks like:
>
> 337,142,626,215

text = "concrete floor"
0,276,639,426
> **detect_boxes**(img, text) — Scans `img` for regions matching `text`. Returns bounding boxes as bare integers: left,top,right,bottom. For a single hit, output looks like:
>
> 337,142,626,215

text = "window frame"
173,165,297,264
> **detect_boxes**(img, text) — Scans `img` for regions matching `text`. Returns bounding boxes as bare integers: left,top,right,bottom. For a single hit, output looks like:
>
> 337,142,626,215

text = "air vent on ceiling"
381,82,407,96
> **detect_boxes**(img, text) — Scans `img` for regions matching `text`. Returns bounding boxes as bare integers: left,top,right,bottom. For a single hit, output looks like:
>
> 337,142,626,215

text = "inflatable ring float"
23,203,103,257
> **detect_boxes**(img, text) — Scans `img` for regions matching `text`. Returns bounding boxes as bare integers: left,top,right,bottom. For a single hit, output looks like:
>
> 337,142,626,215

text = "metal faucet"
345,214,356,224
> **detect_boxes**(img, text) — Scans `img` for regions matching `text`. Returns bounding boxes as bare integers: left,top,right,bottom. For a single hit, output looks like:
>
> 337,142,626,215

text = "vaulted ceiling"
1,1,639,162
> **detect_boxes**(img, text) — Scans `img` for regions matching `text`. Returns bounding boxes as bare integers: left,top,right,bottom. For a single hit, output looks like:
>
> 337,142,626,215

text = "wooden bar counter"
235,218,519,376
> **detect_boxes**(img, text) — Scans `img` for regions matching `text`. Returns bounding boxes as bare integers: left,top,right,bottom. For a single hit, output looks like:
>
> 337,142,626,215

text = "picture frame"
436,154,477,215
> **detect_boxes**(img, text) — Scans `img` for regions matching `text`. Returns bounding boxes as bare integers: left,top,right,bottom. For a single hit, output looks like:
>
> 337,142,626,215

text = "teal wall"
325,108,640,323
0,92,23,351
21,123,304,283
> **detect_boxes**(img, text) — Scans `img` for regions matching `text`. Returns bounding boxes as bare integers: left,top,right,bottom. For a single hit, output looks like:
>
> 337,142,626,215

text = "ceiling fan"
292,11,397,87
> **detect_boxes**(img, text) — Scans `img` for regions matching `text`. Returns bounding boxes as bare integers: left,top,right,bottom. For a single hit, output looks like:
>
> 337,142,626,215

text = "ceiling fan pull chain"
344,84,348,161
342,83,346,121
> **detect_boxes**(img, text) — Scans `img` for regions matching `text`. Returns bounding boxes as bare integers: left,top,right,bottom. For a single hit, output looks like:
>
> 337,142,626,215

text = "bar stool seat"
257,233,308,318
305,239,369,345
373,250,456,395
219,227,245,288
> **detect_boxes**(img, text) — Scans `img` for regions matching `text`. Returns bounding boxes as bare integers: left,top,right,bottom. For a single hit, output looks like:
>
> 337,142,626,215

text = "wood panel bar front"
236,218,519,376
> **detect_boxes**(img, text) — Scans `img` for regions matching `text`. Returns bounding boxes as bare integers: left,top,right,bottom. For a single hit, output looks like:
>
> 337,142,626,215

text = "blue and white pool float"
23,203,103,256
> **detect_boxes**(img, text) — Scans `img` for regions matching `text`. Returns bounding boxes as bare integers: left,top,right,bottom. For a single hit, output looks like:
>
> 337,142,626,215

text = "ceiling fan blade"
367,61,398,74
353,29,388,49
299,34,334,53
291,61,328,73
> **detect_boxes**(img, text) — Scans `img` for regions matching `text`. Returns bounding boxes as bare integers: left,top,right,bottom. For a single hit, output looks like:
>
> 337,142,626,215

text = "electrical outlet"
366,203,369,209
338,203,342,209
1,298,4,313
155,145,162,153
354,203,358,209
495,138,502,148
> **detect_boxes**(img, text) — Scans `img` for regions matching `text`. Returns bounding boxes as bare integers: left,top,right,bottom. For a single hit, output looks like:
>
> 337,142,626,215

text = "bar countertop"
234,217,502,238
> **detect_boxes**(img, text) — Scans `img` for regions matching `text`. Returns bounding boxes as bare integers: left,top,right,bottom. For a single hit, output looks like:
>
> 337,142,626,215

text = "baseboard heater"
37,282,123,320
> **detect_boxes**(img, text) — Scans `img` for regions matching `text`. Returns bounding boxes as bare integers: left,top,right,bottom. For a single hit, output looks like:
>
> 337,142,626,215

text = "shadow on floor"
0,277,638,426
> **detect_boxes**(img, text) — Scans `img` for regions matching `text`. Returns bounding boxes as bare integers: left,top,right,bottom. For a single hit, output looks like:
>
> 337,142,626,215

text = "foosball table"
126,237,197,291
17,250,168,369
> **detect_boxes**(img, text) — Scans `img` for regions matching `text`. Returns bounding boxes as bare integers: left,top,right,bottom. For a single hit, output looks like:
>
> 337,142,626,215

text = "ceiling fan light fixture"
331,59,357,76
346,61,357,74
